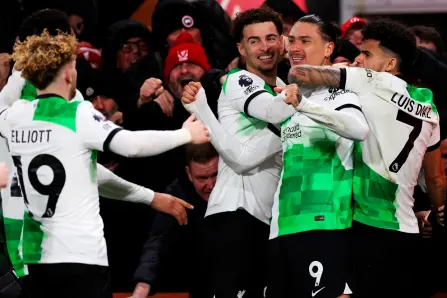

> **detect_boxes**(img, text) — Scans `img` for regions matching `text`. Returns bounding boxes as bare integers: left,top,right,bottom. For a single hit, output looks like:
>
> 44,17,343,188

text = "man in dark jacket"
131,143,218,298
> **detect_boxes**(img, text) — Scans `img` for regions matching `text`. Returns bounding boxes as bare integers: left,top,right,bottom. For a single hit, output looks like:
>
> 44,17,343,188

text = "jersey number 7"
12,154,66,218
389,110,423,173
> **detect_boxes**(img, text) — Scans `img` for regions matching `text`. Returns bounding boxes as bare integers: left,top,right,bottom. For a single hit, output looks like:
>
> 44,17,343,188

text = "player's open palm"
0,163,8,188
182,115,210,144
150,192,194,225
181,81,202,104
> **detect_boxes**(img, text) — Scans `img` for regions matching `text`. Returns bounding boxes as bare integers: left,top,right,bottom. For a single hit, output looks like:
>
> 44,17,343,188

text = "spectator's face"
91,95,118,119
282,16,296,37
68,14,85,37
333,56,351,64
441,140,447,177
186,156,218,201
288,22,334,67
415,36,438,55
167,28,202,47
168,62,206,99
238,22,283,74
345,28,363,48
117,37,149,72
354,39,396,73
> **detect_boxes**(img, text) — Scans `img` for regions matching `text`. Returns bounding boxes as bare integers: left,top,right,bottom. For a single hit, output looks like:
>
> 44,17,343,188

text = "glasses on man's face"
121,41,149,53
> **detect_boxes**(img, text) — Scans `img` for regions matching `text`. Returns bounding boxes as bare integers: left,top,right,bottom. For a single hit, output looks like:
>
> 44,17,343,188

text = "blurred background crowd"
1,0,447,296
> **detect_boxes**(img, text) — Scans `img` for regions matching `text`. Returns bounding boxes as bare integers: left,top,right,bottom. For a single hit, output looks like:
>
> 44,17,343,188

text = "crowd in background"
0,0,447,297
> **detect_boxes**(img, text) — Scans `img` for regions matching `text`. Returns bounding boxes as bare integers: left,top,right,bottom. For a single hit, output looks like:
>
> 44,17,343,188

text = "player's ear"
237,42,246,57
385,57,398,73
324,41,334,59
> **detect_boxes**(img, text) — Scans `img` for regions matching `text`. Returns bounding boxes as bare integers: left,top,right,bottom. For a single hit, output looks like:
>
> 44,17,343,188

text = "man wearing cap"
341,16,367,48
151,0,237,70
135,32,213,127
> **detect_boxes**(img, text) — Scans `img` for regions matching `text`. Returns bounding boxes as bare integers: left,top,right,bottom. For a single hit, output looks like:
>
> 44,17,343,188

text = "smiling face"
237,21,283,76
116,37,149,72
168,62,206,99
288,21,334,67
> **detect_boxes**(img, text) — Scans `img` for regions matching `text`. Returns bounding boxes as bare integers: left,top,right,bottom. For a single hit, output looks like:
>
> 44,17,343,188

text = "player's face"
186,157,218,201
168,62,206,99
354,39,396,73
288,22,334,67
238,22,283,74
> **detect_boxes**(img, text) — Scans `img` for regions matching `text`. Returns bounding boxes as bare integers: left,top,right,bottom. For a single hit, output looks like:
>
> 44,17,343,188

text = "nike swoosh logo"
311,287,326,297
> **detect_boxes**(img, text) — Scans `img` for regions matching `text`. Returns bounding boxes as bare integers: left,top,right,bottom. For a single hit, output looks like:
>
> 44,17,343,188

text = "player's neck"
246,64,277,86
38,82,70,101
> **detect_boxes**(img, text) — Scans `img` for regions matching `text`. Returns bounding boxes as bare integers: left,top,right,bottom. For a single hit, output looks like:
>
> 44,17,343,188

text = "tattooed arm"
288,65,342,88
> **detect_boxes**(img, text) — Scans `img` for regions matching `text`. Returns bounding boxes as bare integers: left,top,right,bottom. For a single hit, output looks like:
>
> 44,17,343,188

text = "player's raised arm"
288,65,342,88
182,82,282,174
76,101,210,158
96,164,193,225
220,70,296,125
280,83,369,141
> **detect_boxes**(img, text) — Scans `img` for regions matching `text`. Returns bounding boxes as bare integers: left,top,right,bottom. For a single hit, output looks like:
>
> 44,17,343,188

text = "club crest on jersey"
238,75,253,87
93,113,105,122
177,50,188,62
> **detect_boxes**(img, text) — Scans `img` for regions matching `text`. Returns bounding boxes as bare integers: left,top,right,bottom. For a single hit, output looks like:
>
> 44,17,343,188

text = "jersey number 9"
12,154,66,218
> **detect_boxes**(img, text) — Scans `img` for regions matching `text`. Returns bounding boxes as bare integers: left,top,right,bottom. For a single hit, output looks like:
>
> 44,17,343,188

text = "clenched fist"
181,81,202,104
274,83,301,108
138,78,164,108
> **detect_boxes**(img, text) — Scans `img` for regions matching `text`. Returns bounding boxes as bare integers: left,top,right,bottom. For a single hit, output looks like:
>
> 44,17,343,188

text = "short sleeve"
225,70,271,114
76,101,122,152
427,122,441,152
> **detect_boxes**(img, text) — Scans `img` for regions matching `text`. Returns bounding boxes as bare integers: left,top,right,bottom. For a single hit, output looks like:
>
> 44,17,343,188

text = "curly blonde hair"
12,30,77,90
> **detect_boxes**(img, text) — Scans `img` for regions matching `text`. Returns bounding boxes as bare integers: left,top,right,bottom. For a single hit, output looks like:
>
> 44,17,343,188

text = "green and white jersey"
270,87,360,238
205,69,284,224
0,94,121,266
339,67,439,233
0,73,85,275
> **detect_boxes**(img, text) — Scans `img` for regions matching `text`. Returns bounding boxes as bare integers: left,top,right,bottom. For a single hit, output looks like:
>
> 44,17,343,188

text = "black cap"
101,19,152,72
18,9,71,42
152,0,201,44
332,39,361,63
76,59,121,102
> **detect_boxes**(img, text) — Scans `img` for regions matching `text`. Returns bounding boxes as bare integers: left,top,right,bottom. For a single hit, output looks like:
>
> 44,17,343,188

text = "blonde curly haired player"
0,29,210,298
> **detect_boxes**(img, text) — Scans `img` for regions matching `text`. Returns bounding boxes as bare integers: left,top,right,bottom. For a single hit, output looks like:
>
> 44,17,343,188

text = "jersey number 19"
12,154,66,218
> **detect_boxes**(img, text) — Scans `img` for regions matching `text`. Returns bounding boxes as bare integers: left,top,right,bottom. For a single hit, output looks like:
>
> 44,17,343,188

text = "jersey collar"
35,93,66,100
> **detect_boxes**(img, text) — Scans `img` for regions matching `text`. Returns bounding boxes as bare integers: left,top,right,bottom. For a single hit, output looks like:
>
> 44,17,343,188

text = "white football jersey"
205,69,284,224
340,67,439,233
0,94,121,266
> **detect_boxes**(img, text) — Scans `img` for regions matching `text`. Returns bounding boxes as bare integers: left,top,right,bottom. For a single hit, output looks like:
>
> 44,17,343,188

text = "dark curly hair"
232,7,283,43
362,19,417,73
